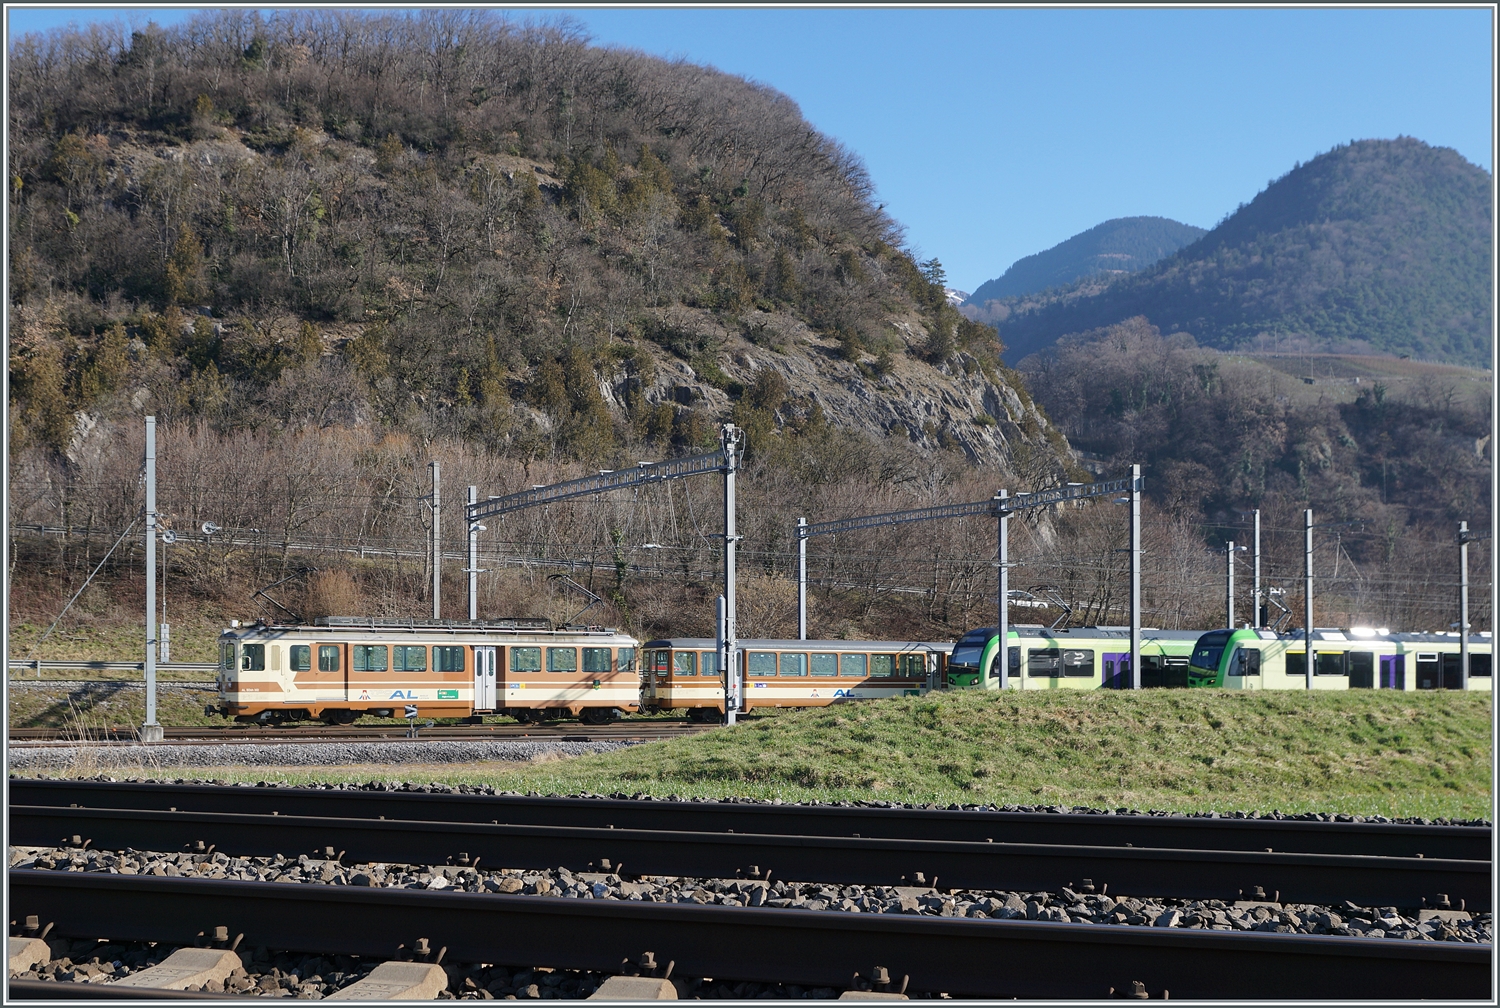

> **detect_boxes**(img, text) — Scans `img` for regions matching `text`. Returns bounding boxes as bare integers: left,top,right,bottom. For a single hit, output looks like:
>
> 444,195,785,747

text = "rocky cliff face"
589,305,1074,474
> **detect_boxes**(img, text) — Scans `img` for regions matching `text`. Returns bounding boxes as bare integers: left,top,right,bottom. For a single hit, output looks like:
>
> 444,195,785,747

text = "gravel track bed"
18,774,1489,827
6,741,637,770
13,846,1491,945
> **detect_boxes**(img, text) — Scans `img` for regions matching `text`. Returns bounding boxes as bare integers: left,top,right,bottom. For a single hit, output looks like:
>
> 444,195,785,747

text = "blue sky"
8,6,1493,292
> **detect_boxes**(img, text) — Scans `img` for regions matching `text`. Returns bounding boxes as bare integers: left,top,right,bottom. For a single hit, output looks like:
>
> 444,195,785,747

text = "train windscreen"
950,628,995,669
1189,630,1232,671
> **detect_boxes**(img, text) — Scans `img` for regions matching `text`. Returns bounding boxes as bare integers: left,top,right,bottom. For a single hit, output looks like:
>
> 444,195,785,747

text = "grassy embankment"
92,690,1493,820
9,614,225,679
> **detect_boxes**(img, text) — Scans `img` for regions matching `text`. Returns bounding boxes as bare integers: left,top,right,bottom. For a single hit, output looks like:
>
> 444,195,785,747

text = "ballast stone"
108,948,242,990
326,960,448,1000
8,937,50,974
588,976,678,999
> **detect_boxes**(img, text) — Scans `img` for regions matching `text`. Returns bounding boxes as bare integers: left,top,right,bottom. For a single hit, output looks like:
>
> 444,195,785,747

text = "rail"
10,804,1487,910
9,872,1488,999
12,780,1489,861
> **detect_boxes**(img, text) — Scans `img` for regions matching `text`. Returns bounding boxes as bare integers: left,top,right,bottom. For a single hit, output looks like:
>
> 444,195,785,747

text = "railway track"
8,870,1489,1000
11,803,1487,910
15,779,1489,860
9,721,714,746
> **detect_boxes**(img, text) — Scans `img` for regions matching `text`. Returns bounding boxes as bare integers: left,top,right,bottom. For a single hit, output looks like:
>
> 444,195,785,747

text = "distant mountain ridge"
995,139,1493,367
965,216,1206,305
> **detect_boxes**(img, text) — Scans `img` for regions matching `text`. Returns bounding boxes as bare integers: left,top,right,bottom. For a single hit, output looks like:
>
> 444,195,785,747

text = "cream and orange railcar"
640,638,950,720
212,617,639,724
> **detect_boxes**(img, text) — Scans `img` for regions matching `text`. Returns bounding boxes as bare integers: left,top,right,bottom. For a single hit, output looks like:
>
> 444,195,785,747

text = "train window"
353,645,388,672
290,645,311,672
747,652,778,677
899,654,926,679
1029,649,1061,676
241,644,265,671
1061,650,1094,677
810,653,838,676
394,646,427,672
434,646,465,672
1286,652,1306,677
584,648,612,674
870,654,895,678
547,647,579,673
220,643,236,669
270,646,282,672
1228,648,1261,676
780,653,808,677
617,648,636,673
674,651,698,677
511,647,541,673
700,651,719,676
1316,652,1346,676
840,653,868,678
318,646,341,672
1472,654,1493,677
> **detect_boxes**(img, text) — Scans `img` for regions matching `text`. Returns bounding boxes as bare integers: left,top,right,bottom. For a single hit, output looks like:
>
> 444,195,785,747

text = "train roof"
643,638,954,652
960,626,1205,641
1216,628,1494,645
224,616,629,637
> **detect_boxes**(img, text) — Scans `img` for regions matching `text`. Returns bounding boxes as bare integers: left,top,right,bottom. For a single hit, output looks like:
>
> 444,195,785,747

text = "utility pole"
429,461,441,620
1459,521,1469,691
1457,523,1490,690
141,416,162,742
1224,541,1247,629
1304,509,1314,691
1130,464,1141,691
1252,510,1262,628
996,489,1009,691
716,595,728,723
797,517,808,640
722,425,742,724
467,486,479,622
1227,541,1235,629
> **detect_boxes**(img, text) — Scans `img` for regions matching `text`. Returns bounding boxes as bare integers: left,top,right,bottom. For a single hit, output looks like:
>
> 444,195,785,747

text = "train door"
1380,654,1405,690
307,642,347,701
1102,652,1130,689
1415,652,1441,690
474,646,498,711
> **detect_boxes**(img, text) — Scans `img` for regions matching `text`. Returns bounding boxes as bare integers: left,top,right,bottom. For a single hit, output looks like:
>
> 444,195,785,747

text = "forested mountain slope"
996,139,1493,367
964,215,1205,308
7,10,1068,476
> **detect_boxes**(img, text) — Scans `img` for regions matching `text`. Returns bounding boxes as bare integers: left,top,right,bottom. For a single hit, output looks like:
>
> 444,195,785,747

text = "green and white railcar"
945,626,1203,690
1186,627,1494,690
